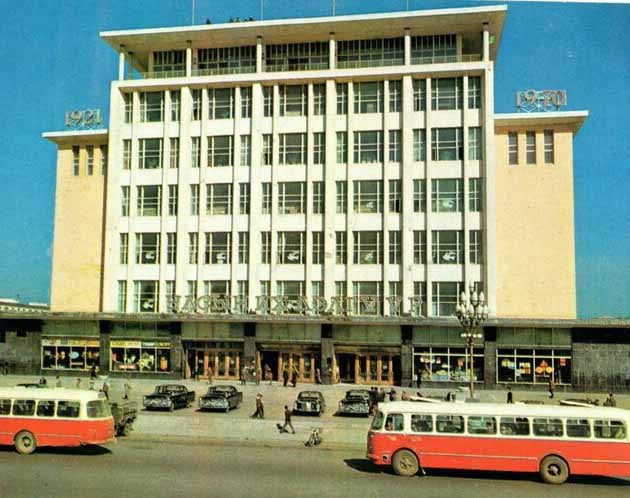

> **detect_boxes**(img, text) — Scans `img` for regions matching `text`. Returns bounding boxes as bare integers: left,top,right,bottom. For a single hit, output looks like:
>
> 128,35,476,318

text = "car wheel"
392,449,419,477
540,456,569,485
14,431,37,455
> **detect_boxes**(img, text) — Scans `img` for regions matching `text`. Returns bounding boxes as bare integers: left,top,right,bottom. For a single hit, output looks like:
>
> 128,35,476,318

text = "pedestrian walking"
264,364,272,385
506,386,514,404
291,366,298,388
207,365,214,385
282,366,290,387
416,365,422,389
100,381,109,400
604,392,617,407
548,379,555,399
123,375,132,400
55,375,62,388
255,365,262,386
75,378,82,389
251,393,265,419
315,368,322,385
240,366,247,386
280,405,295,434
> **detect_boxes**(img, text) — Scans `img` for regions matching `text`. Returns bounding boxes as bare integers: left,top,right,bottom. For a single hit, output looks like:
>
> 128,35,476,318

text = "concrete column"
170,332,184,379
118,48,126,80
401,341,414,387
323,79,337,300
424,78,433,316
329,32,336,70
400,76,414,313
462,75,471,287
404,28,411,66
482,23,490,63
99,331,111,375
256,36,263,73
186,42,193,77
320,337,334,384
248,83,264,311
483,337,496,389
244,335,257,364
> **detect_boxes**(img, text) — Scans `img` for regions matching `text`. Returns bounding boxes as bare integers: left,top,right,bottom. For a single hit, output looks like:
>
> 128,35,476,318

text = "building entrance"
183,341,243,380
257,344,320,383
334,349,401,386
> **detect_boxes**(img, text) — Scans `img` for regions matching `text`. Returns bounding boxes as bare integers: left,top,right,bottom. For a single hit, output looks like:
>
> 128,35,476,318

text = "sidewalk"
2,374,628,449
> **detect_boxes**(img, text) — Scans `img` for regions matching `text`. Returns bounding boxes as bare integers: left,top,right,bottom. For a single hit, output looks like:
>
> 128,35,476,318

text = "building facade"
21,6,624,389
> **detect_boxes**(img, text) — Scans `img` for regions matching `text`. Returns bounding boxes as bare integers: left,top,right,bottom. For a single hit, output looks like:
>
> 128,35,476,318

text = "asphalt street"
0,437,628,498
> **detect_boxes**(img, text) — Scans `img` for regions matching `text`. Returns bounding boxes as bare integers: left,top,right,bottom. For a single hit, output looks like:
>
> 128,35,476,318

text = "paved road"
1,437,628,498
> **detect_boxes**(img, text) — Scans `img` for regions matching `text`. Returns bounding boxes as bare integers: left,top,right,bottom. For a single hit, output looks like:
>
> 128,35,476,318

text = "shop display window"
110,341,171,373
41,340,100,371
496,348,571,385
413,347,483,383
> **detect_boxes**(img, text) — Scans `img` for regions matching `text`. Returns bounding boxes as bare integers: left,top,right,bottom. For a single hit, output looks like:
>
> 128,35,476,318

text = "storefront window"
110,340,171,373
414,346,484,383
496,348,571,385
41,339,100,371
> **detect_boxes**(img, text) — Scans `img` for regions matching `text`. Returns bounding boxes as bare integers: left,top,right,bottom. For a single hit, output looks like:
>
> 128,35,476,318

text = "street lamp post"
455,285,489,399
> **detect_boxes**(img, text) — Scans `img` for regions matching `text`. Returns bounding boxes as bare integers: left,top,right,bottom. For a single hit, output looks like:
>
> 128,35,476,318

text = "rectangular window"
336,132,347,164
262,134,272,166
280,85,307,116
566,419,591,438
432,230,463,264
336,83,348,114
526,131,536,164
431,128,463,161
468,127,482,160
208,135,233,167
239,183,250,214
594,420,627,440
204,232,231,264
469,178,482,212
432,179,463,212
240,135,251,166
191,89,202,121
353,180,383,213
353,131,383,163
265,41,328,72
353,81,383,114
206,183,232,215
313,132,325,164
496,348,572,385
312,232,324,264
135,233,160,264
499,417,530,436
388,130,401,162
119,233,128,264
508,132,518,165
413,179,426,212
335,232,347,264
167,233,177,264
533,418,564,438
137,185,161,216
431,281,462,316
412,282,426,317
468,416,496,435
191,137,201,168
389,281,401,315
123,93,133,123
188,233,198,264
411,414,433,433
276,281,305,312
279,133,307,165
262,183,271,214
413,79,426,111
240,87,252,118
263,86,273,117
133,281,159,313
413,231,426,264
203,280,230,297
312,182,324,214
164,281,176,310
140,92,164,123
86,145,94,175
235,281,249,313
277,232,305,264
170,90,180,121
278,182,306,214
313,83,326,115
468,76,482,109
413,129,426,161
388,231,401,264
121,186,130,216
336,181,347,213
469,230,483,264
72,146,80,175
187,280,198,298
388,180,401,213
190,184,199,216
117,281,127,312
153,50,185,76
169,138,179,168
208,88,234,119
353,231,382,264
138,138,162,169
544,130,554,163
122,140,131,170
100,145,107,175
431,77,463,110
351,281,382,315
168,185,178,216
261,232,271,264
238,232,249,264
388,80,402,112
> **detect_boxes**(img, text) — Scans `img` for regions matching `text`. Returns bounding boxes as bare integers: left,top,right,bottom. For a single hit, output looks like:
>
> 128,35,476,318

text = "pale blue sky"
0,0,628,317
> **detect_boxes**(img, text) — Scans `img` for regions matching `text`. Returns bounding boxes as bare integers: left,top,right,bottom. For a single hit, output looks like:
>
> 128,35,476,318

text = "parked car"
199,385,243,412
110,401,137,436
143,384,195,411
293,391,325,416
337,389,371,416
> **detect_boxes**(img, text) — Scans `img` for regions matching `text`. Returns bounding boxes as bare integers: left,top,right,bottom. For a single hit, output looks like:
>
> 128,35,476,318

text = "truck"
110,401,137,436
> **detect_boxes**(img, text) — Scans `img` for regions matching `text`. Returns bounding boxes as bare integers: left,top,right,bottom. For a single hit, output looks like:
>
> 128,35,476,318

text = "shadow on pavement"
0,444,112,456
344,458,385,474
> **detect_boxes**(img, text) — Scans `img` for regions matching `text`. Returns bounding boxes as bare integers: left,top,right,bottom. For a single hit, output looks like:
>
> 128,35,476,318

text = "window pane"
436,415,464,434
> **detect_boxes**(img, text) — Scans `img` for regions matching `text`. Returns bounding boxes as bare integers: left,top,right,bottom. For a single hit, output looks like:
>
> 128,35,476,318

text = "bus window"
87,400,111,418
436,415,464,434
468,416,497,435
0,399,11,415
594,420,627,440
533,418,563,437
500,417,530,436
371,411,384,430
385,414,404,432
566,419,591,438
57,401,81,418
411,414,433,433
13,399,35,416
36,400,55,417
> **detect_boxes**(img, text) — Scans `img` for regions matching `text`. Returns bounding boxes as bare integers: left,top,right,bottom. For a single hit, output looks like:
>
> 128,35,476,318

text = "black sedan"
293,391,325,416
199,385,243,412
337,389,371,417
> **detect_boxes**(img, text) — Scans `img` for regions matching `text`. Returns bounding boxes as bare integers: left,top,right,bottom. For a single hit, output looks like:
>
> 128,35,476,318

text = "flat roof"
42,129,109,146
494,111,589,135
101,5,507,71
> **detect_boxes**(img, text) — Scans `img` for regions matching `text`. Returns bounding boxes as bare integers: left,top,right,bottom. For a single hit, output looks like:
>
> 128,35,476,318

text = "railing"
337,58,404,69
192,65,256,76
410,53,482,65
263,62,329,72
125,69,186,80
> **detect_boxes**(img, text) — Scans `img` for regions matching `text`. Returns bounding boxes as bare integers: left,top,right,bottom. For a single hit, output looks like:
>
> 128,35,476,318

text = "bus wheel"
14,431,36,455
540,456,569,484
392,449,419,477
